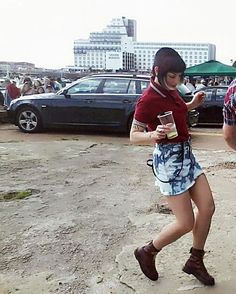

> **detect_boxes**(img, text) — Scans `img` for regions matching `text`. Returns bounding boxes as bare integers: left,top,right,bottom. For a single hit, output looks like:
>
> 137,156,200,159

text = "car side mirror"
62,88,70,98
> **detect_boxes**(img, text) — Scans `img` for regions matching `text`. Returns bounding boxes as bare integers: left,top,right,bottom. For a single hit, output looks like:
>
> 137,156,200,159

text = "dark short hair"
23,77,32,85
152,47,186,88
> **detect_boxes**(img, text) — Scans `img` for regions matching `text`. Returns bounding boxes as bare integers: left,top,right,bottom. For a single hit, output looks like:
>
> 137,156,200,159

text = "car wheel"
17,107,42,133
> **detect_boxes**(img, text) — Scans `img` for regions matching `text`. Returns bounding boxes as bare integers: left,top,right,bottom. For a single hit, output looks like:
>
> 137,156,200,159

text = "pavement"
0,128,235,293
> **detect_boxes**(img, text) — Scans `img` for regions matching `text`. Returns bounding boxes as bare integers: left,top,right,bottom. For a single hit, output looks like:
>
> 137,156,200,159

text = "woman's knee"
199,201,215,218
207,201,215,217
178,218,195,235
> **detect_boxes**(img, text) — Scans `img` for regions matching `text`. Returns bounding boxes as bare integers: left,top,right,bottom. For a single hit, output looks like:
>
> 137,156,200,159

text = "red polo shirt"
134,80,189,143
7,83,21,99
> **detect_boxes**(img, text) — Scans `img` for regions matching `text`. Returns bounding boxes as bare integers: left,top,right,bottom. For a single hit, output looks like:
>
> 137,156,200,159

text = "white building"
74,17,216,72
74,17,136,72
134,42,216,71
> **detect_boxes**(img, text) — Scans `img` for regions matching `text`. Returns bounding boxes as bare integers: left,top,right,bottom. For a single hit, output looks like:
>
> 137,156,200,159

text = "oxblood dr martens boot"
183,247,215,286
134,241,160,281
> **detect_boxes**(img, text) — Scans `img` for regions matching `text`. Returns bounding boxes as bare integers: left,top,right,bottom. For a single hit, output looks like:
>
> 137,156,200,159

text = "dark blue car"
194,86,228,125
7,74,199,133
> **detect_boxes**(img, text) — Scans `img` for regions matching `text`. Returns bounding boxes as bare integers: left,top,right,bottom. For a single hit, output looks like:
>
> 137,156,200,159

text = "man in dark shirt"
4,79,21,108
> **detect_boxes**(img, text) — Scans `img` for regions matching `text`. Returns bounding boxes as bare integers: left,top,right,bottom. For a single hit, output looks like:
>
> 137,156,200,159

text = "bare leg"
183,174,215,286
153,191,194,250
189,174,215,250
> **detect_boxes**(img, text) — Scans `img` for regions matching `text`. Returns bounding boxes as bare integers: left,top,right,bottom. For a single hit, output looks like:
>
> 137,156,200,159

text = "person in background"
185,77,196,92
37,86,45,94
130,47,215,286
33,79,43,94
21,81,34,96
56,77,64,88
43,77,56,93
51,77,62,91
45,85,54,93
22,76,32,86
213,77,219,86
4,79,21,108
207,79,214,86
195,79,206,91
222,79,236,150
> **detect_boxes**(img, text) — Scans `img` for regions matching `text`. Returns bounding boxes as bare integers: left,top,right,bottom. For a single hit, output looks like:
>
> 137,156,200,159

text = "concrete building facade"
74,17,216,72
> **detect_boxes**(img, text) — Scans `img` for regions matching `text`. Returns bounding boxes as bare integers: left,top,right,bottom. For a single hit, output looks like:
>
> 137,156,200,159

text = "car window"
140,81,149,93
203,89,213,101
67,79,101,94
216,88,227,101
128,80,136,94
102,79,130,94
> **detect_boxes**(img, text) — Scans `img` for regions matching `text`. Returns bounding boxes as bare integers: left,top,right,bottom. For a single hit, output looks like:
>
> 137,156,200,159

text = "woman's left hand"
192,91,206,108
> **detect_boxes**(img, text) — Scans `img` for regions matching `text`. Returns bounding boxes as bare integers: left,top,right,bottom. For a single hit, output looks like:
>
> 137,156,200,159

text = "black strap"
147,142,185,183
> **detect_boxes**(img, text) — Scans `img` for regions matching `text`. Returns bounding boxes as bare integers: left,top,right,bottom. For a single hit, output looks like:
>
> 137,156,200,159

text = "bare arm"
129,120,168,144
186,91,205,111
222,123,236,150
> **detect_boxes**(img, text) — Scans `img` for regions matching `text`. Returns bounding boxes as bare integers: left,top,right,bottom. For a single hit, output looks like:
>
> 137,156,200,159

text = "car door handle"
123,99,131,103
86,100,93,103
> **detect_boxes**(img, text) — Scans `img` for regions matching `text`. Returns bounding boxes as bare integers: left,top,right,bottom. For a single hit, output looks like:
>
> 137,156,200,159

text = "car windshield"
56,80,77,95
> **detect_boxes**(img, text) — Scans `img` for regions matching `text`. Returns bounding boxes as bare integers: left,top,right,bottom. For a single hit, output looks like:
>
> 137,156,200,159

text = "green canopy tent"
185,60,236,76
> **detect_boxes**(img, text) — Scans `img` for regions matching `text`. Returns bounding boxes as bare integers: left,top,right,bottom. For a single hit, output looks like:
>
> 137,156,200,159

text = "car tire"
17,107,42,133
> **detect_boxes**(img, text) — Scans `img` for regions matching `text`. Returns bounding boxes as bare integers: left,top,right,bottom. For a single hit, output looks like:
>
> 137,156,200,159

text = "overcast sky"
1,0,235,69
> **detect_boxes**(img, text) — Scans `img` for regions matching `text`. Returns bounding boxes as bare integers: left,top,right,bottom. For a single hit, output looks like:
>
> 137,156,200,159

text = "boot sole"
182,265,215,286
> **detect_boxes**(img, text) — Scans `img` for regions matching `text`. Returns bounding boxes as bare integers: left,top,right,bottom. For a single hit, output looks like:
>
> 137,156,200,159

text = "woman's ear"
154,66,159,77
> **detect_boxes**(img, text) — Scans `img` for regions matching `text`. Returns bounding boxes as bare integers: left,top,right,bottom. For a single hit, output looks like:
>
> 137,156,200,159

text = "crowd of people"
184,76,234,92
1,76,65,108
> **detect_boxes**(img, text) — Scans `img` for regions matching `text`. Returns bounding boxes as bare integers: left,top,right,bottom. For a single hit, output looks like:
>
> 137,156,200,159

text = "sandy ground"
0,125,236,294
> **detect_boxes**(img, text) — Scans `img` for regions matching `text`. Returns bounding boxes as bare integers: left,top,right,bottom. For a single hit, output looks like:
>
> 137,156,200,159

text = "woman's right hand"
149,124,171,140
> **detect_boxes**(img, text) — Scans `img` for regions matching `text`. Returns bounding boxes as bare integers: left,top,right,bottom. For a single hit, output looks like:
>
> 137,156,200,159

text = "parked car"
194,86,228,125
0,78,6,106
0,88,5,106
176,83,199,126
7,73,198,133
177,83,194,102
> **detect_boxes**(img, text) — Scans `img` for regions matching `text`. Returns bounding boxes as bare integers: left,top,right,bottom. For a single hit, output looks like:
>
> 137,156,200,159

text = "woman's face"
24,83,31,90
164,72,182,90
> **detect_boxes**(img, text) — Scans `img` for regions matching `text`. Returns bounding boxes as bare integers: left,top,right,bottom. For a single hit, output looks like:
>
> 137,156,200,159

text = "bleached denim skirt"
152,139,203,196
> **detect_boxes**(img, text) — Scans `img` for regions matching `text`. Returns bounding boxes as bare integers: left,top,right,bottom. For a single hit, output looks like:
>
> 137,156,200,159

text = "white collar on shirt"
150,82,166,98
